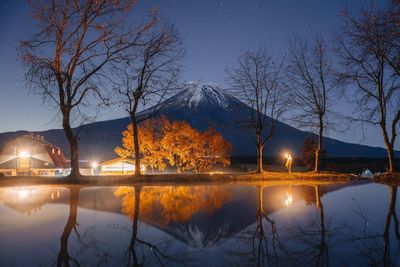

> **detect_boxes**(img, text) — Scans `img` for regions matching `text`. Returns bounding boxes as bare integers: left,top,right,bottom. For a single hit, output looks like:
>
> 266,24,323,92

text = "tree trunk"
62,113,81,179
387,146,395,174
130,113,142,177
382,126,395,173
314,118,323,173
256,134,263,173
57,187,80,267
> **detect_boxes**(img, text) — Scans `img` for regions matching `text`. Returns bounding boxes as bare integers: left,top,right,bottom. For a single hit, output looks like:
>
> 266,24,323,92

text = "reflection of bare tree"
128,186,140,266
382,186,400,266
314,186,329,267
120,186,192,266
278,185,331,267
353,185,400,266
231,186,284,267
253,186,281,266
57,186,81,267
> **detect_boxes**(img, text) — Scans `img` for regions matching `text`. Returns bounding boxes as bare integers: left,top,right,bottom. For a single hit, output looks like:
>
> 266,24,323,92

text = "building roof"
99,158,136,166
0,134,69,169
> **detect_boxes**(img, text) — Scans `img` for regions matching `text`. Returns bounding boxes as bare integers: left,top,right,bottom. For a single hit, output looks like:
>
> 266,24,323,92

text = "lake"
0,182,398,266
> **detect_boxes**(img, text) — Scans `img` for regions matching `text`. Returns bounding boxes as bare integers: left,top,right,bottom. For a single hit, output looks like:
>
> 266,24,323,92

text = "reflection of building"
96,158,146,175
0,134,92,176
0,186,67,214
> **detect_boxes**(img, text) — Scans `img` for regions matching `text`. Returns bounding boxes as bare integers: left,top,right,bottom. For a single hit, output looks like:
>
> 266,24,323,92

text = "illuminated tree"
19,0,156,178
192,128,232,173
115,119,166,173
161,120,199,173
116,117,232,174
161,119,232,173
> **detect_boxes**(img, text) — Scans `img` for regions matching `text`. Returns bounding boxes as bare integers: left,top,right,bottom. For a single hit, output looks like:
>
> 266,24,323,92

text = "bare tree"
286,36,336,173
336,6,400,174
19,1,156,178
227,48,285,173
115,24,184,176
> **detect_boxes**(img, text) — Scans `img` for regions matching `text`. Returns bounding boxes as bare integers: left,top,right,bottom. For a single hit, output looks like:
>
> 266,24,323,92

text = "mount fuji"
0,81,392,161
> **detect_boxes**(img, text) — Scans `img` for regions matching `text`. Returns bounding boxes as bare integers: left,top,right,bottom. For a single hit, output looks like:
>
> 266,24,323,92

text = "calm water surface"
0,182,399,266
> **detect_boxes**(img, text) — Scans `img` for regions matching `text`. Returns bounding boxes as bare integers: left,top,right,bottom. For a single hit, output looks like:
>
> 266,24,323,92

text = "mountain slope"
0,81,393,161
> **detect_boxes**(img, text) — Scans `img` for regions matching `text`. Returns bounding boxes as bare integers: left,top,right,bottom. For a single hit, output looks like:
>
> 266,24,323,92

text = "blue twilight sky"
0,0,388,148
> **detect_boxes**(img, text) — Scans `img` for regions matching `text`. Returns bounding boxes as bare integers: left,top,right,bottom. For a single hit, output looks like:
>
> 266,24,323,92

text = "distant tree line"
19,0,400,177
227,0,400,174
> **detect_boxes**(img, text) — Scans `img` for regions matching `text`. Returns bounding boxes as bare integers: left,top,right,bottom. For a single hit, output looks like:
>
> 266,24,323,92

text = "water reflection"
349,185,400,266
1,182,400,266
57,186,80,267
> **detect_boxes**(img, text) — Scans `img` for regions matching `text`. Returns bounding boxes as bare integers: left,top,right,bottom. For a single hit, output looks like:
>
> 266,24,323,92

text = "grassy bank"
0,171,360,188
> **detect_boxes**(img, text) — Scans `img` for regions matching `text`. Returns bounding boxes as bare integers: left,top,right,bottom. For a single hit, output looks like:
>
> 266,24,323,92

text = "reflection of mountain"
142,186,257,248
0,183,367,249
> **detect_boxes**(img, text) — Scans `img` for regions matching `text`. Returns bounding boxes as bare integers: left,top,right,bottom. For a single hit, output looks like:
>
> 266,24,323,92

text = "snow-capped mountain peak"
168,81,239,110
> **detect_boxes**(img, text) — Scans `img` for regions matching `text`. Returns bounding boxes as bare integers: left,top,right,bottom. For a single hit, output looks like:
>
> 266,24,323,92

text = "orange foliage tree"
161,118,232,173
160,119,199,173
115,117,232,173
115,119,166,173
192,129,232,173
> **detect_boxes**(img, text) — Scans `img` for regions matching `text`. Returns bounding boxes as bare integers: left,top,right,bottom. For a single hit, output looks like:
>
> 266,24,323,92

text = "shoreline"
0,172,371,187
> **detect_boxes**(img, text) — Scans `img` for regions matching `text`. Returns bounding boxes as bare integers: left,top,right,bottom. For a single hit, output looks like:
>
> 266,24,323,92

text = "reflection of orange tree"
114,186,232,224
115,117,232,174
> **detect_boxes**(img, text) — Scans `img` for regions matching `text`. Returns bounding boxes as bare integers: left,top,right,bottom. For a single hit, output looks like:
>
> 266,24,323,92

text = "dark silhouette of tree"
301,138,317,171
253,186,281,266
19,1,156,178
314,186,329,267
115,23,184,177
301,138,326,171
350,185,400,266
57,186,81,267
286,36,336,173
230,186,285,266
336,4,400,174
227,48,286,173
116,186,192,266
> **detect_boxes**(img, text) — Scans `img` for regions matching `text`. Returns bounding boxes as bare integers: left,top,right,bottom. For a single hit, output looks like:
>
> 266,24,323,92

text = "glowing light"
140,164,146,172
285,191,293,206
14,188,33,201
91,162,98,168
209,171,224,175
18,151,31,158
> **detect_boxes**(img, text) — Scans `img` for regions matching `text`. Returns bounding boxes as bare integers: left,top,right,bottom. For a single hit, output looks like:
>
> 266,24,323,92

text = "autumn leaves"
115,117,232,174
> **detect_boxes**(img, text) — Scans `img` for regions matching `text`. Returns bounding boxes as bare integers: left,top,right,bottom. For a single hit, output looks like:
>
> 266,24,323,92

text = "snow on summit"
171,81,238,110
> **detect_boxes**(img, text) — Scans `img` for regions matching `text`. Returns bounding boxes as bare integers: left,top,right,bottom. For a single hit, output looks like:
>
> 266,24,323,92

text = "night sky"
0,0,386,148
